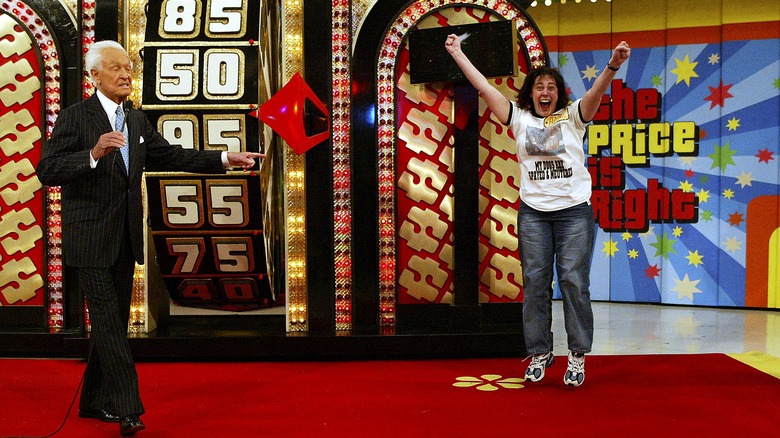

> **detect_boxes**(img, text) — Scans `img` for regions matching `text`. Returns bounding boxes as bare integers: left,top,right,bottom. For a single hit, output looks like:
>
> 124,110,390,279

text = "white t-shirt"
506,99,592,212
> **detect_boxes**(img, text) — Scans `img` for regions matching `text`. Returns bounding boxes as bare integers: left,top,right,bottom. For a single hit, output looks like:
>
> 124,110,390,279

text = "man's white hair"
84,40,128,81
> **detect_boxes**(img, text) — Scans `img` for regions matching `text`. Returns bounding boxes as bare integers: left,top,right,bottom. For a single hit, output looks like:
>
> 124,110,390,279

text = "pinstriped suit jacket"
37,94,224,268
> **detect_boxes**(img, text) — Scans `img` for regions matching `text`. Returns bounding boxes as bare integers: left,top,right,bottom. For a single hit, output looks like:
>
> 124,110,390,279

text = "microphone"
120,100,133,132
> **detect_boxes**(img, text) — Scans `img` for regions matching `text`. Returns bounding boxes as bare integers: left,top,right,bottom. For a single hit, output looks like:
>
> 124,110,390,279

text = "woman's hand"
445,34,461,57
610,41,631,68
442,32,511,124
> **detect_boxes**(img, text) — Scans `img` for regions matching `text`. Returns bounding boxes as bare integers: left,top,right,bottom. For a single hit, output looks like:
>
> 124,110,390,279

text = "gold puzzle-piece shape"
399,206,448,254
0,207,42,255
0,14,33,58
0,109,40,156
479,106,518,155
399,107,448,156
397,72,439,106
0,58,40,107
398,156,447,205
480,252,522,300
480,204,518,252
0,257,42,304
399,255,449,302
0,158,42,205
480,155,520,203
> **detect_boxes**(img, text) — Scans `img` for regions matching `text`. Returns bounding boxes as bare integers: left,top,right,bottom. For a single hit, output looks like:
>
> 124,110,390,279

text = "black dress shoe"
120,415,145,436
78,408,120,423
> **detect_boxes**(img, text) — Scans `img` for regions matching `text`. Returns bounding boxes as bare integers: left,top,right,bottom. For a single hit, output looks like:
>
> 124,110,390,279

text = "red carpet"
1,354,779,437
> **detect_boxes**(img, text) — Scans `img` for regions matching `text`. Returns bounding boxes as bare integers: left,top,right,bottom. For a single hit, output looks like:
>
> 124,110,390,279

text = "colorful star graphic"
708,142,737,172
651,74,663,87
672,274,702,301
700,210,713,221
697,189,711,203
678,180,694,192
581,65,599,81
727,211,744,227
672,226,683,237
650,232,677,259
704,80,734,109
726,117,740,131
755,148,775,164
621,232,633,241
699,128,707,140
678,156,696,166
723,236,742,253
684,169,695,178
708,53,721,65
699,175,709,184
735,172,754,188
558,54,569,67
774,77,780,89
628,249,639,259
645,264,661,279
686,250,704,268
602,238,619,258
670,54,699,86
723,188,735,199
639,226,655,239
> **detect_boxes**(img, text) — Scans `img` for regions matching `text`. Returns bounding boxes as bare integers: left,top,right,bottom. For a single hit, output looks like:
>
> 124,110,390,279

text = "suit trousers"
77,224,144,417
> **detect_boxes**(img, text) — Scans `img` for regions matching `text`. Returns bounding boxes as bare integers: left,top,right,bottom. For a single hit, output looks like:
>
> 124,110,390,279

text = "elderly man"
37,40,263,436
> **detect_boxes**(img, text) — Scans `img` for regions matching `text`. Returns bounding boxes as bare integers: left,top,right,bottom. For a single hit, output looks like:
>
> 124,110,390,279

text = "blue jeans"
518,201,595,355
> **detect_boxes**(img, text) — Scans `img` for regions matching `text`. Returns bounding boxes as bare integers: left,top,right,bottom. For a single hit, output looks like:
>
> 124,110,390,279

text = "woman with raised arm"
446,34,630,387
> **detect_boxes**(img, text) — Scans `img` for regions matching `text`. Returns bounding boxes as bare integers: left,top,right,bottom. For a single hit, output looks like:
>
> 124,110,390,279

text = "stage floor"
1,302,778,360
556,301,780,358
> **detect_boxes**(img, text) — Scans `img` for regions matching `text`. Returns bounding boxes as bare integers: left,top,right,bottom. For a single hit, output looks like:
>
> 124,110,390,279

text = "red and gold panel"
377,1,546,323
0,7,55,317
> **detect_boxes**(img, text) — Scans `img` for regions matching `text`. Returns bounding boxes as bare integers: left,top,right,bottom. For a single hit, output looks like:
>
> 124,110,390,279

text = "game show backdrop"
532,1,779,308
1,0,777,323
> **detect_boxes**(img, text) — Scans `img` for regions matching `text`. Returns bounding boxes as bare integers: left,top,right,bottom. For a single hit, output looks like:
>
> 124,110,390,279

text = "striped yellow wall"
530,0,779,37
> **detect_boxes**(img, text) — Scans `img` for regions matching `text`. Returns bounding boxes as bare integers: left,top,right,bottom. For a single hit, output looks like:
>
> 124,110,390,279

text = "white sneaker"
524,352,555,382
564,351,585,387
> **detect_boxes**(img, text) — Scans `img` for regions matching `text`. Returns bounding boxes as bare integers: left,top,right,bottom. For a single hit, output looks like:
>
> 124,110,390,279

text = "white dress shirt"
90,90,229,168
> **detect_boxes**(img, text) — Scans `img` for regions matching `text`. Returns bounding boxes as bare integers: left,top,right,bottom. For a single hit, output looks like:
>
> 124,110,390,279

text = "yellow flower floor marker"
454,374,525,391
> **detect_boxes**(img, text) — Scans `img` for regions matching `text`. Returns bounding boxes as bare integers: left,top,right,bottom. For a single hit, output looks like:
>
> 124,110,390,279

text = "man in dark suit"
36,40,263,436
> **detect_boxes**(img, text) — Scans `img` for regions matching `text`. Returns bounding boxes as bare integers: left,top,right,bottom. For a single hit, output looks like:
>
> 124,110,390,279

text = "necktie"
115,105,129,172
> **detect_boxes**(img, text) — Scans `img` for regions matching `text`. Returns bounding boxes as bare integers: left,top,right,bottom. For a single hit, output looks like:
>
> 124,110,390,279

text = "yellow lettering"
673,121,697,154
611,123,634,156
622,123,648,165
648,123,671,155
587,124,610,155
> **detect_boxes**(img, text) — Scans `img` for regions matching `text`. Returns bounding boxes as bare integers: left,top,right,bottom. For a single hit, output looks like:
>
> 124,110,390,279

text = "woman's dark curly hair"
516,67,569,113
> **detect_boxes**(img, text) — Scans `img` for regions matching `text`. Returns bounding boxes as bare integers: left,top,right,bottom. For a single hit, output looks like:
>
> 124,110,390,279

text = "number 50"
157,49,245,100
